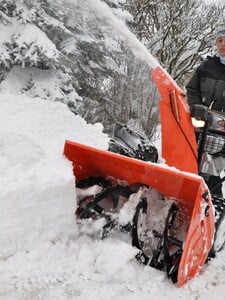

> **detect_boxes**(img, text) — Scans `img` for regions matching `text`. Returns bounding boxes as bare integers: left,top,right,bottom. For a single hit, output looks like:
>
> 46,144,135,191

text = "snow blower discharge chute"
64,65,225,287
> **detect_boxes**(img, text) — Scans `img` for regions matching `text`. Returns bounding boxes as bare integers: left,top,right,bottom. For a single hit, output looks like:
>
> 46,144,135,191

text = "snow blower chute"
63,65,215,287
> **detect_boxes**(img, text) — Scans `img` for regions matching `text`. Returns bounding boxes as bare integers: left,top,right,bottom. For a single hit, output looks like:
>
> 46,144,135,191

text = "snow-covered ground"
1,91,225,300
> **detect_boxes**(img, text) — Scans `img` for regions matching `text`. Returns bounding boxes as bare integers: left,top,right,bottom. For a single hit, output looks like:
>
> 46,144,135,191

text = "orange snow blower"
64,65,216,287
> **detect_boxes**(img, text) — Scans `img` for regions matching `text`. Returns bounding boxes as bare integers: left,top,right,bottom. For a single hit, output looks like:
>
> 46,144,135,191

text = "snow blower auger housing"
63,65,215,287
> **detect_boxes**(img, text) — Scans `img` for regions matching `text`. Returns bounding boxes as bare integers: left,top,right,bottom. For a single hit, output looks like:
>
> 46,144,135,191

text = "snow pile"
0,92,107,299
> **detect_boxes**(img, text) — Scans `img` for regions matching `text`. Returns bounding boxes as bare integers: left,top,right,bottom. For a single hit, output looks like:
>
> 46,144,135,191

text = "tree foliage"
0,0,82,108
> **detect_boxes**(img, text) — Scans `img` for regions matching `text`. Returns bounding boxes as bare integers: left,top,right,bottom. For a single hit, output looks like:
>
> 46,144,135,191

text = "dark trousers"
206,175,223,197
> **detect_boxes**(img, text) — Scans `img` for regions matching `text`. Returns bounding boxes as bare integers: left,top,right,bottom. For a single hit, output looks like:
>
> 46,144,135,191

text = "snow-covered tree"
0,0,83,109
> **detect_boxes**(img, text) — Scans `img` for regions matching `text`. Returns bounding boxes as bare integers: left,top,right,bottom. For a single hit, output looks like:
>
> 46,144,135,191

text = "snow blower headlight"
191,117,206,128
190,104,208,128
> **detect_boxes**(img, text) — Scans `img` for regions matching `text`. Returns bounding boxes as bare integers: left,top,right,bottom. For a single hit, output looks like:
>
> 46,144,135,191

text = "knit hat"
216,27,225,40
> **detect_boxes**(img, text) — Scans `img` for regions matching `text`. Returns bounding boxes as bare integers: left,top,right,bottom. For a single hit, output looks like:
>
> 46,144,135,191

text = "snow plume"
88,0,160,69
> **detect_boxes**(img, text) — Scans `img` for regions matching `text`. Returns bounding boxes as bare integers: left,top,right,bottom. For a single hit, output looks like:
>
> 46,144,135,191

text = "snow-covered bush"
0,0,83,113
0,44,11,69
9,24,59,69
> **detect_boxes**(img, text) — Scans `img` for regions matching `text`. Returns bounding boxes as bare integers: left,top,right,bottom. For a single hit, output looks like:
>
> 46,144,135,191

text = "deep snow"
1,91,225,300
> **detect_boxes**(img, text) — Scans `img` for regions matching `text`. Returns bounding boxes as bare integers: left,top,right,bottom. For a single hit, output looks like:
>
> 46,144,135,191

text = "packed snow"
1,90,225,300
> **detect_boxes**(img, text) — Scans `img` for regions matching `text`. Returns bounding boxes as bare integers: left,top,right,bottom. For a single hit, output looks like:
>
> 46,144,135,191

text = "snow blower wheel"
131,189,183,283
210,196,225,254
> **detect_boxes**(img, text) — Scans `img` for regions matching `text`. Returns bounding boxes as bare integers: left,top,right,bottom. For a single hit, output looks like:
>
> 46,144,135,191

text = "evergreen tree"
0,0,159,138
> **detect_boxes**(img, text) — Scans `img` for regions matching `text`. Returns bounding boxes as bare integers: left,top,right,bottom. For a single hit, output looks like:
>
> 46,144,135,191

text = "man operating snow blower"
186,27,225,197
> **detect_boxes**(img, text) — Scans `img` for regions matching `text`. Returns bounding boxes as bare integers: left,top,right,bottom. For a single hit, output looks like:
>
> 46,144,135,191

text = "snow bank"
1,91,225,300
0,92,108,256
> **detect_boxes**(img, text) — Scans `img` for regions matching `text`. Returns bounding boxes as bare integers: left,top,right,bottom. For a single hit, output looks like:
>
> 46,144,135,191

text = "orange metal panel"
151,66,198,174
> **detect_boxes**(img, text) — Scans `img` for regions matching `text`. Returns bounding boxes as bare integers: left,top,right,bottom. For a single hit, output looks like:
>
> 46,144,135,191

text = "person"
186,27,225,111
186,27,225,197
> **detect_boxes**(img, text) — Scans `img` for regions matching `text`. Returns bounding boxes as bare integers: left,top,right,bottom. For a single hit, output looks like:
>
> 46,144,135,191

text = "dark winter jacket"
186,56,225,111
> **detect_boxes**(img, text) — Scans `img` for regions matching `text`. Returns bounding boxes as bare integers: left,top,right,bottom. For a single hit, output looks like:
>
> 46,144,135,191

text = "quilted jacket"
186,56,225,111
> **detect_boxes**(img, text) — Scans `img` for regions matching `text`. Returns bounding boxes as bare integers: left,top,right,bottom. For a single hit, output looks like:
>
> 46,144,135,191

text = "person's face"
216,37,225,56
